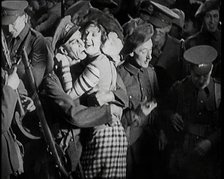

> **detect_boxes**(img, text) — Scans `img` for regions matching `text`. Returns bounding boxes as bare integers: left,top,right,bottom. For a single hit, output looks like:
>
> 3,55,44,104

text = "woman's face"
82,23,102,56
133,39,153,68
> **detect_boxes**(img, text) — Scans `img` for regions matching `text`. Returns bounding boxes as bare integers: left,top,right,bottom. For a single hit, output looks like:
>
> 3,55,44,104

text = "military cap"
90,0,118,9
2,0,28,25
121,23,154,56
171,8,185,29
184,45,217,75
195,0,220,18
138,0,179,28
52,15,79,51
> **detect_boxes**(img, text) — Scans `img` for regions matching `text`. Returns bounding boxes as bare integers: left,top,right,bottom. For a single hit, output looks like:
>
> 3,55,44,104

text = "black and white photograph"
1,0,221,179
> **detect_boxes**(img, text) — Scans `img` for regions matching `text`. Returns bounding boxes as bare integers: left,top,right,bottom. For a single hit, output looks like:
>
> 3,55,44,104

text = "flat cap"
139,0,179,28
121,23,154,56
2,0,28,25
52,15,79,51
184,45,217,75
195,0,220,18
171,8,185,29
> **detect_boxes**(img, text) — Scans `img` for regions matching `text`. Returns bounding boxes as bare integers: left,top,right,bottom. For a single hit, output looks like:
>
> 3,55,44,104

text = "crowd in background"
1,0,221,179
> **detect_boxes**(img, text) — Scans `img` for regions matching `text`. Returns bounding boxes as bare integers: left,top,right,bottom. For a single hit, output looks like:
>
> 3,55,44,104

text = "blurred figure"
169,8,185,40
184,0,221,79
1,66,35,179
34,0,61,37
161,45,221,179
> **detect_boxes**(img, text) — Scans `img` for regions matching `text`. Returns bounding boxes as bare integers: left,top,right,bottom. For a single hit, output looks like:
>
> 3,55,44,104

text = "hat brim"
2,15,18,25
148,16,169,28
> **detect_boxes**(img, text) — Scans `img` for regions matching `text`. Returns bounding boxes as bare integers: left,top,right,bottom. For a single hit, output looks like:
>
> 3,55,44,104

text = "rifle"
1,28,41,140
22,47,73,179
1,29,25,118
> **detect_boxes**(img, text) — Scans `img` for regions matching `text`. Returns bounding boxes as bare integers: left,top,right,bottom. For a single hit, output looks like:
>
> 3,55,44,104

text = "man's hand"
170,113,184,132
194,139,212,156
7,67,20,90
95,90,115,106
140,97,157,116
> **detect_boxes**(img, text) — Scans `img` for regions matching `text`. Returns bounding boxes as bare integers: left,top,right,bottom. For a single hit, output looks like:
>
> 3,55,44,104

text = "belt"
187,124,211,138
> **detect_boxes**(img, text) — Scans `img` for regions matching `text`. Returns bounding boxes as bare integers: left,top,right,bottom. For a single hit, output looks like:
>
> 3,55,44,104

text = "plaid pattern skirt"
79,120,128,179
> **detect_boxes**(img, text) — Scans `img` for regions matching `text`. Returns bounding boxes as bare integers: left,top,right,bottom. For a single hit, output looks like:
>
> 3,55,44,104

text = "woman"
118,23,167,179
74,18,128,179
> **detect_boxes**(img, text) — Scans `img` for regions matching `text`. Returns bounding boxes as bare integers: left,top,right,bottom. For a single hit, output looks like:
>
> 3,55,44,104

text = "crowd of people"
1,0,221,179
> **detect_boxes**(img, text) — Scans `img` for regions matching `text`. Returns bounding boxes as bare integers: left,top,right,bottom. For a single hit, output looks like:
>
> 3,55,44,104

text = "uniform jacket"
117,57,160,144
8,23,53,97
151,34,182,83
1,84,19,178
162,76,221,146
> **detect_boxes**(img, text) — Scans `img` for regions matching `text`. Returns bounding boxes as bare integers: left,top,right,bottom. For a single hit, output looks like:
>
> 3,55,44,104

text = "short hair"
121,23,154,56
81,20,108,47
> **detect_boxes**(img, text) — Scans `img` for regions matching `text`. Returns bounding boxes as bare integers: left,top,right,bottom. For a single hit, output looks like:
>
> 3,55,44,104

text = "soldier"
169,8,185,40
184,0,221,79
123,0,182,97
1,66,35,179
38,13,129,178
162,45,221,179
118,23,167,179
2,1,53,178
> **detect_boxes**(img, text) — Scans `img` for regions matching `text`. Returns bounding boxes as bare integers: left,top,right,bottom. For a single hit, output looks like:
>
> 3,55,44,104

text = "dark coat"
117,58,161,179
150,35,182,97
162,76,221,179
1,84,19,178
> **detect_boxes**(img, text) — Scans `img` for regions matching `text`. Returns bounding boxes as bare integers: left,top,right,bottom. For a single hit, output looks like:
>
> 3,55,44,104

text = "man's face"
8,15,26,38
64,30,87,61
82,24,102,56
190,68,212,89
133,39,153,68
204,9,219,32
152,25,170,45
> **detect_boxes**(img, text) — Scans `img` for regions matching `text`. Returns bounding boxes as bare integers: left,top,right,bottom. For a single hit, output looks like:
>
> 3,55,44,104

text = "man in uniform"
123,0,182,98
2,1,53,178
184,0,221,79
161,45,221,179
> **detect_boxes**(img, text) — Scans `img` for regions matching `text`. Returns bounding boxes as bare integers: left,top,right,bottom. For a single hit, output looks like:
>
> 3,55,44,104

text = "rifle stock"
22,47,72,178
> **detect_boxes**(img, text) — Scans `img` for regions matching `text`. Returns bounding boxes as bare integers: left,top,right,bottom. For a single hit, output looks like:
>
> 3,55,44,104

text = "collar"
17,23,30,41
201,25,220,40
124,57,144,76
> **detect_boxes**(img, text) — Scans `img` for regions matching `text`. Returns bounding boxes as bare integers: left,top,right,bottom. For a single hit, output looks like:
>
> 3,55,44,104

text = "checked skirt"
80,120,128,179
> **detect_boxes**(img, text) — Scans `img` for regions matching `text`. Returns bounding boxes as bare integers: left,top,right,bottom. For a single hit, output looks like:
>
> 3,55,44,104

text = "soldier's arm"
42,72,112,128
1,85,18,133
30,35,51,88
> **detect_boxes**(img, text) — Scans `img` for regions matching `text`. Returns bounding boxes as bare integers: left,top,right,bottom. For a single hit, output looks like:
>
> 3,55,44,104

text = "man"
118,23,167,179
2,1,53,178
184,0,221,79
169,8,185,40
38,14,129,178
123,0,182,97
142,1,183,97
162,45,221,179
